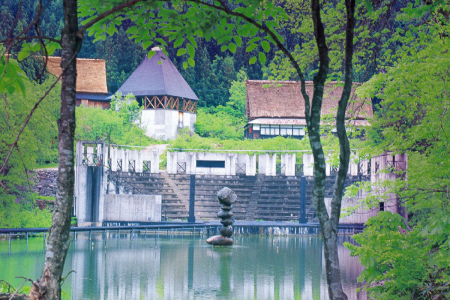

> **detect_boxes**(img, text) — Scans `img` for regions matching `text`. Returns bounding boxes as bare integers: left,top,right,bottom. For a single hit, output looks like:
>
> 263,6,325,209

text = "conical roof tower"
118,47,198,101
117,47,198,140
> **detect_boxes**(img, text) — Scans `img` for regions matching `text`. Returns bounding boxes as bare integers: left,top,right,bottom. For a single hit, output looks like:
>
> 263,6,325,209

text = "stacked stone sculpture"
206,187,237,246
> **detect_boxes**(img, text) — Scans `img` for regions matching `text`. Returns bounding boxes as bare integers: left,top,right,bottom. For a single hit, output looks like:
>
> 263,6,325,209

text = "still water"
0,233,365,299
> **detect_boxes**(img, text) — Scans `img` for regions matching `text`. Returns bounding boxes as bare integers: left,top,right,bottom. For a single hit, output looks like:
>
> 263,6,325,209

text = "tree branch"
189,0,311,111
77,0,148,36
0,73,62,176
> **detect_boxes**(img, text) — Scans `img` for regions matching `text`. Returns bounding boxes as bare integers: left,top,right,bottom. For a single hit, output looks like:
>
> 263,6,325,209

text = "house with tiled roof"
117,47,198,140
46,56,111,109
244,80,373,139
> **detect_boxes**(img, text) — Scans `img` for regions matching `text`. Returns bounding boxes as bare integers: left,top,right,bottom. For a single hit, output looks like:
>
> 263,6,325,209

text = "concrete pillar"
349,154,359,176
102,143,108,168
75,141,83,167
135,149,143,173
186,152,196,174
266,154,276,176
167,151,178,174
227,153,237,175
110,147,117,171
303,154,314,176
246,155,257,176
123,149,130,172
282,154,296,177
151,150,160,173
258,154,268,175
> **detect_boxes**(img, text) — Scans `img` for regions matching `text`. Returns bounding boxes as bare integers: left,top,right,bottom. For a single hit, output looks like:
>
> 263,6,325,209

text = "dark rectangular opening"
379,202,385,211
196,160,225,168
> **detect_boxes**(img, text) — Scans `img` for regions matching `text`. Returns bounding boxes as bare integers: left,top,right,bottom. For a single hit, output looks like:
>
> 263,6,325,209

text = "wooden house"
46,57,111,109
245,80,373,139
116,47,198,140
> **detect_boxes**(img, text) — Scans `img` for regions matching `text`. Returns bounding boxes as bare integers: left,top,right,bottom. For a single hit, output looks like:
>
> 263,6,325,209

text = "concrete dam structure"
74,141,407,227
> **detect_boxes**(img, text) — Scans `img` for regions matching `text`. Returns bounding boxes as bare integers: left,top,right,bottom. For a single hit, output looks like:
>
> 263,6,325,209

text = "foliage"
0,203,53,229
0,63,59,228
346,211,450,299
110,92,142,124
170,127,311,153
344,17,450,299
227,68,248,118
195,107,245,140
195,69,248,139
75,101,153,146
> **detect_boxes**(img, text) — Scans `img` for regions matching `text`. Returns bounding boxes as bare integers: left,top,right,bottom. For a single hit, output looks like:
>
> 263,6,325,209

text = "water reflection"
0,233,365,299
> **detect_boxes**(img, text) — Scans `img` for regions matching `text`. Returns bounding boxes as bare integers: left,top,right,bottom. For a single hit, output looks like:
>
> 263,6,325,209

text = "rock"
217,187,237,205
206,235,234,246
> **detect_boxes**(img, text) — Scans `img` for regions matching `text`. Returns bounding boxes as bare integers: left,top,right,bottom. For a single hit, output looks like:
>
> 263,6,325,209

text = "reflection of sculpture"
206,187,237,246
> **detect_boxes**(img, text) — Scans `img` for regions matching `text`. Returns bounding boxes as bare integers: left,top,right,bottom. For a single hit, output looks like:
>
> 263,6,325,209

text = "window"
196,160,225,168
379,202,385,211
270,126,279,135
293,126,305,136
253,124,260,131
261,125,270,135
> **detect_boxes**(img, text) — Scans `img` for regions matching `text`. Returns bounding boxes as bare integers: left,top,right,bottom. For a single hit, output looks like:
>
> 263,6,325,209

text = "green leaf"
261,40,270,52
258,52,266,64
45,41,61,55
233,36,242,47
248,37,261,44
183,62,188,69
177,48,187,56
188,57,195,67
148,50,156,59
249,57,257,65
246,44,258,52
107,25,116,36
174,38,184,48
143,40,152,50
187,43,195,57
229,43,237,54
17,49,30,61
221,45,228,52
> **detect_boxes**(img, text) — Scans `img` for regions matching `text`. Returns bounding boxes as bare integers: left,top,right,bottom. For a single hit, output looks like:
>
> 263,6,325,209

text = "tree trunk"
38,0,81,298
301,0,355,299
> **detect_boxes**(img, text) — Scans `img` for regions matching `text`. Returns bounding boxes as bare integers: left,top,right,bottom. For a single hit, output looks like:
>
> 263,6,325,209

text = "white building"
117,47,198,140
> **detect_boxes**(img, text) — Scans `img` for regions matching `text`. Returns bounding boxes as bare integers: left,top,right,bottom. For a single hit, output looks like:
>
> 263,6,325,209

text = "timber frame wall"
144,95,197,113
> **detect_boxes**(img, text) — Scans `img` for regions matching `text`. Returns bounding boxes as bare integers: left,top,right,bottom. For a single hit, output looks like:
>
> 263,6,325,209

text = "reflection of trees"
63,234,362,299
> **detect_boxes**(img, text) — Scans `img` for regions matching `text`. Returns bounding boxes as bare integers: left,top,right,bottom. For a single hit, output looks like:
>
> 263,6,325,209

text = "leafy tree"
195,107,245,139
227,68,247,118
0,63,59,229
344,15,450,298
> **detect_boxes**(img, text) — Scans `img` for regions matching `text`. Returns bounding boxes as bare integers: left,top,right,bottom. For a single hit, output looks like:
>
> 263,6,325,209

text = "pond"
0,233,365,299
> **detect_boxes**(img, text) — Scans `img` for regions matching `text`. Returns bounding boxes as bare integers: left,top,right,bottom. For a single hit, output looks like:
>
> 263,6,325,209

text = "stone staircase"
107,171,190,220
107,172,366,222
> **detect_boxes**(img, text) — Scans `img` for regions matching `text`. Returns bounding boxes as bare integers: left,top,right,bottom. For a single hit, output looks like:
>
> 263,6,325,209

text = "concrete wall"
141,109,196,140
109,146,160,173
75,141,108,226
103,194,162,222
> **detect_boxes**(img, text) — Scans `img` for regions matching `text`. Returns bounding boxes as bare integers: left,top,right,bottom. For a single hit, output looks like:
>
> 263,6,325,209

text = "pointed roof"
117,47,198,100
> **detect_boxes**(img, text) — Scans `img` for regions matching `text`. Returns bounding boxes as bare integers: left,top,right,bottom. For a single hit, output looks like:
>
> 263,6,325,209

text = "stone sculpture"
206,187,237,246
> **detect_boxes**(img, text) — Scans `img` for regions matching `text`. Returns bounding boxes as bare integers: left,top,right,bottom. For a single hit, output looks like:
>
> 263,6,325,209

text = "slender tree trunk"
301,0,355,299
38,0,81,298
